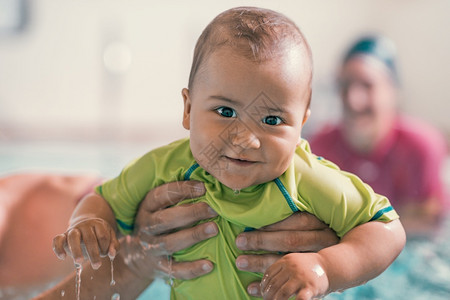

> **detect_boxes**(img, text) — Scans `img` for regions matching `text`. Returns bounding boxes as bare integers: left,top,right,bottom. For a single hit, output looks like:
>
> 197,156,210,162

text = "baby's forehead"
188,7,313,89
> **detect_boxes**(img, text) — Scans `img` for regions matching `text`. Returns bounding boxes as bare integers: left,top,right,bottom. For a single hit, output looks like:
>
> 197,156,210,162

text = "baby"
53,7,405,300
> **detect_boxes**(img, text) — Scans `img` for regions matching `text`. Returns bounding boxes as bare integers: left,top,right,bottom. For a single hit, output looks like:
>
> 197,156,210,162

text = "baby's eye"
216,106,237,118
262,116,282,126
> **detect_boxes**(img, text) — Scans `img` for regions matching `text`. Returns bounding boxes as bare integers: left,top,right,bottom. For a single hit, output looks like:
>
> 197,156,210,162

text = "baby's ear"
302,108,311,126
297,109,311,146
182,88,192,130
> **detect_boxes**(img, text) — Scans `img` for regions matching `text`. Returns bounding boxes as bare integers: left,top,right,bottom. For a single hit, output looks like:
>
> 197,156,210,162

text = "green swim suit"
97,138,398,300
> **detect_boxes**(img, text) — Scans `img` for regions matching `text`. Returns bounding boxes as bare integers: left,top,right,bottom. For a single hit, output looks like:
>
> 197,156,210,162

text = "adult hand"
122,180,219,280
234,212,339,297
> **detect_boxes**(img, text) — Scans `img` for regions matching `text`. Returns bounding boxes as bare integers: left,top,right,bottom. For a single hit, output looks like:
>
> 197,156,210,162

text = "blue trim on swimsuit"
184,163,200,180
370,206,394,221
117,219,134,231
274,178,299,213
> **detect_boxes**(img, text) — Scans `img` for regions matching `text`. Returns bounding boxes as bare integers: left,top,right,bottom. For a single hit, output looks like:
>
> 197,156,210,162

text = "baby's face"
182,46,311,190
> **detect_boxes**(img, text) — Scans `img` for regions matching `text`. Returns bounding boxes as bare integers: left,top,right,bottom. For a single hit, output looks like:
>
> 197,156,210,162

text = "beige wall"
0,0,449,144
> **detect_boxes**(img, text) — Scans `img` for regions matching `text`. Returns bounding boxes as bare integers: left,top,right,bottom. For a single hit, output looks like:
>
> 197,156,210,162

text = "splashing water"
110,256,116,286
111,293,120,300
75,263,83,300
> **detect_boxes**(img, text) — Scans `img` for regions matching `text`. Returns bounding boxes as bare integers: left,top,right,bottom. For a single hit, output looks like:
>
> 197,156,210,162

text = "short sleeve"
96,138,193,234
294,140,399,237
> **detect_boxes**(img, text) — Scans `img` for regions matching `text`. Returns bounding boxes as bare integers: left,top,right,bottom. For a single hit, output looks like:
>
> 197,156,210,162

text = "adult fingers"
52,233,68,260
236,254,281,273
236,228,339,253
137,202,217,235
157,258,214,280
140,181,206,212
246,281,263,297
141,221,218,256
260,212,328,232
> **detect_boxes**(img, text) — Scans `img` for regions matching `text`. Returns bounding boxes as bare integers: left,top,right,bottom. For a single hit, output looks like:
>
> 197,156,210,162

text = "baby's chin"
216,175,265,192
223,182,250,191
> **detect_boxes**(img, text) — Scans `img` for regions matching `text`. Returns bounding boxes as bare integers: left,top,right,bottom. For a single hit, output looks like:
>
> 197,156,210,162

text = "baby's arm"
52,192,120,269
261,219,405,300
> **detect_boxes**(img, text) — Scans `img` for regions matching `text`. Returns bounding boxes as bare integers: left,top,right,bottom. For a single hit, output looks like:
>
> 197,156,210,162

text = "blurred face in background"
338,55,398,152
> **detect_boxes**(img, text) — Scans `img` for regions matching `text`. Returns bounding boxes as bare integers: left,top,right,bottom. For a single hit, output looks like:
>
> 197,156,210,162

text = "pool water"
328,217,450,300
1,141,449,299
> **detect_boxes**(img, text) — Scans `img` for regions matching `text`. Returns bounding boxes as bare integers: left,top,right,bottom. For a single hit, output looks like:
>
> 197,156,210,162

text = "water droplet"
75,263,83,300
167,255,174,286
110,257,116,286
233,189,240,195
111,293,120,300
61,290,65,297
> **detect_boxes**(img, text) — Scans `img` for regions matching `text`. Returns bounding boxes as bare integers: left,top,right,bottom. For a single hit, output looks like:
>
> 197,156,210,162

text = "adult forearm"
318,219,405,293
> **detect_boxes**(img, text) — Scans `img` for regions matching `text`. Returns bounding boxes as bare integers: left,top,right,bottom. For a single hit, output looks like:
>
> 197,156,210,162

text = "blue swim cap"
344,35,398,83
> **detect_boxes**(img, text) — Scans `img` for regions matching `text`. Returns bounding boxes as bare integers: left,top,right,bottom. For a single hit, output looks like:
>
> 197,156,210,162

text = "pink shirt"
309,116,448,208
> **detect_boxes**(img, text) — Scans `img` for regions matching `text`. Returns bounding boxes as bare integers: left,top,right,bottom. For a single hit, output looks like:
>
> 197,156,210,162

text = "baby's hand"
261,252,329,300
52,218,120,270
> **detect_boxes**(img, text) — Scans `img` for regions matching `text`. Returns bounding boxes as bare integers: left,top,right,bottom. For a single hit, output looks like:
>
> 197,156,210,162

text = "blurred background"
1,1,450,299
1,0,449,148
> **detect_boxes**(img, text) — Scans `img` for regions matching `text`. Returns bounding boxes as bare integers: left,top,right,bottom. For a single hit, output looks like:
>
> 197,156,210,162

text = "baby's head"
181,7,313,190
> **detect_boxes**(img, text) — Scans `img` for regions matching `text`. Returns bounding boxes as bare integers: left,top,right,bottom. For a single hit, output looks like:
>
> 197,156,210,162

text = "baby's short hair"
188,6,312,90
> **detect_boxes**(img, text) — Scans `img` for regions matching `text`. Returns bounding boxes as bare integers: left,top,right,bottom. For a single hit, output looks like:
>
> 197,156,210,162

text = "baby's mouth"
224,156,256,166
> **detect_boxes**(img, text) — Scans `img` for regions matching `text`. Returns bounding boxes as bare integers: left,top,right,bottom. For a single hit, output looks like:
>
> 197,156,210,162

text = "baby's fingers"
93,222,116,256
107,227,120,258
296,289,314,300
52,233,68,260
81,226,103,270
67,228,84,265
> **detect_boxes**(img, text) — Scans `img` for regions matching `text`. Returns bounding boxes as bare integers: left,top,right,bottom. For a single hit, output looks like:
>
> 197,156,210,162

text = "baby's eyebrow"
209,95,242,106
247,101,285,115
262,106,285,114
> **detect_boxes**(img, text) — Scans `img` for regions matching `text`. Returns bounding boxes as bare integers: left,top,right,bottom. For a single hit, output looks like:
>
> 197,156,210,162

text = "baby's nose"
230,128,261,150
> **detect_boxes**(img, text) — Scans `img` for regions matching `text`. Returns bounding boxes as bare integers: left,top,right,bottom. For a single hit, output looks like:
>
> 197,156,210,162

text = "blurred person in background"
0,173,101,298
310,35,448,236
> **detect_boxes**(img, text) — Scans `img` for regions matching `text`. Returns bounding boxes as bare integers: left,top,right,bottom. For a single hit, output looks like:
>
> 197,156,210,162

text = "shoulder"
124,137,194,179
149,137,191,155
